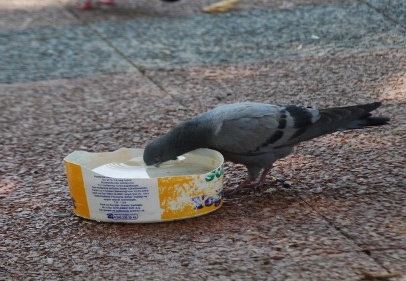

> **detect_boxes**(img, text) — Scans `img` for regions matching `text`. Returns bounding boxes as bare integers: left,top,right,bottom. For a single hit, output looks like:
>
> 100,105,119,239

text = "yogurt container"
64,148,224,223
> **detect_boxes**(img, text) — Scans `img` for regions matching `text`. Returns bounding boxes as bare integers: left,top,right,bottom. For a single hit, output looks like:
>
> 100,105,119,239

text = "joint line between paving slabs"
361,0,406,30
63,7,139,72
141,72,190,108
84,30,179,103
298,196,397,274
63,8,192,108
63,9,164,85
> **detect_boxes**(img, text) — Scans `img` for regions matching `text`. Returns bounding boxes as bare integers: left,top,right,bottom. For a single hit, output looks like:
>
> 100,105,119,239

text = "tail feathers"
319,102,390,131
341,114,390,130
277,102,389,148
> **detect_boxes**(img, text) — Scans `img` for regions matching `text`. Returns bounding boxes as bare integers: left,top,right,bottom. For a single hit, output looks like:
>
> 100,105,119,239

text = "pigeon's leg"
77,0,94,10
98,0,116,5
226,165,274,195
255,165,273,187
225,177,255,195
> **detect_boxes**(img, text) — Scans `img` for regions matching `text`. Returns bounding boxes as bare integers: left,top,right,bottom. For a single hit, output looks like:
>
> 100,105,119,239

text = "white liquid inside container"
92,154,215,179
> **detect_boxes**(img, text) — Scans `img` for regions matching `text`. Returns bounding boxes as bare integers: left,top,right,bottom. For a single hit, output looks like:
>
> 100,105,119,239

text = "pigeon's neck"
167,119,212,154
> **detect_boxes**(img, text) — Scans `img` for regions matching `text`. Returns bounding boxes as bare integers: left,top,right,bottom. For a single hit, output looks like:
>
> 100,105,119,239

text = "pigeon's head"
143,119,210,166
143,139,179,166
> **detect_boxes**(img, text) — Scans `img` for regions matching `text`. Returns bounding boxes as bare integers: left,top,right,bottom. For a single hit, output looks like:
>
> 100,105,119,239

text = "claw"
224,165,285,196
225,177,275,196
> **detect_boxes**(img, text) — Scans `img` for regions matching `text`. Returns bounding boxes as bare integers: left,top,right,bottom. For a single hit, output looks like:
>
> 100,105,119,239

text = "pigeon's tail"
278,102,389,148
342,115,390,130
327,102,390,130
322,102,390,131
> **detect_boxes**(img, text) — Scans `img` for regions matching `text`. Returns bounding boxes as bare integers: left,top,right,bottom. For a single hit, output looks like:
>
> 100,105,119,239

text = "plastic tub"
64,148,224,223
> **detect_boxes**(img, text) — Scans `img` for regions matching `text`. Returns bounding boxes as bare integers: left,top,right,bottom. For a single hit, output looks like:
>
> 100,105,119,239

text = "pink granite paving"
1,0,405,280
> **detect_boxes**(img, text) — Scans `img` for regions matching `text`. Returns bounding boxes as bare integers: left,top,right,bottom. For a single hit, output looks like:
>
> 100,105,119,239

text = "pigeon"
143,102,389,193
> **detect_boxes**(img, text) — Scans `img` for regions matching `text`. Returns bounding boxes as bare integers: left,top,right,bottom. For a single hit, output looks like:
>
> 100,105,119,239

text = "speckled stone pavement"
1,0,405,280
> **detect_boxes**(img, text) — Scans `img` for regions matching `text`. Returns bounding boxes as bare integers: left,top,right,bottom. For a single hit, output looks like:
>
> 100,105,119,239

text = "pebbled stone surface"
1,0,405,280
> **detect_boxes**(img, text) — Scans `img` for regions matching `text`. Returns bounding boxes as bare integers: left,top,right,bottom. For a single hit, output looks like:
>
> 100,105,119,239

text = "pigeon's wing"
208,102,387,155
207,102,320,154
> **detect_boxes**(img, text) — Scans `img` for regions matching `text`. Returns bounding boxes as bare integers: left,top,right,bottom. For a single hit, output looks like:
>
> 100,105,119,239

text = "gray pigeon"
143,102,389,193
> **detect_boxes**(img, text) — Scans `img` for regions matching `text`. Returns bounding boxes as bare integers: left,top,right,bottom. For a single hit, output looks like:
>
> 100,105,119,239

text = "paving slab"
304,190,406,249
141,48,406,269
1,162,382,280
365,0,406,27
0,25,136,84
2,1,404,84
0,0,79,31
2,123,402,280
144,47,406,251
371,249,406,274
145,50,406,111
263,252,385,281
92,2,406,69
0,74,179,141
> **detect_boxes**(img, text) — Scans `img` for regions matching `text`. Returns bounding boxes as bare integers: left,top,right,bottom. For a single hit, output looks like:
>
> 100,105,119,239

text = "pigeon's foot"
225,177,276,196
225,176,291,196
225,181,260,196
225,165,275,196
77,0,94,10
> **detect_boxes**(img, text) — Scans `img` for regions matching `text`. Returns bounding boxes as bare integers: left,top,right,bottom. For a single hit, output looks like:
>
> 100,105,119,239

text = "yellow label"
158,175,223,220
65,161,90,218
